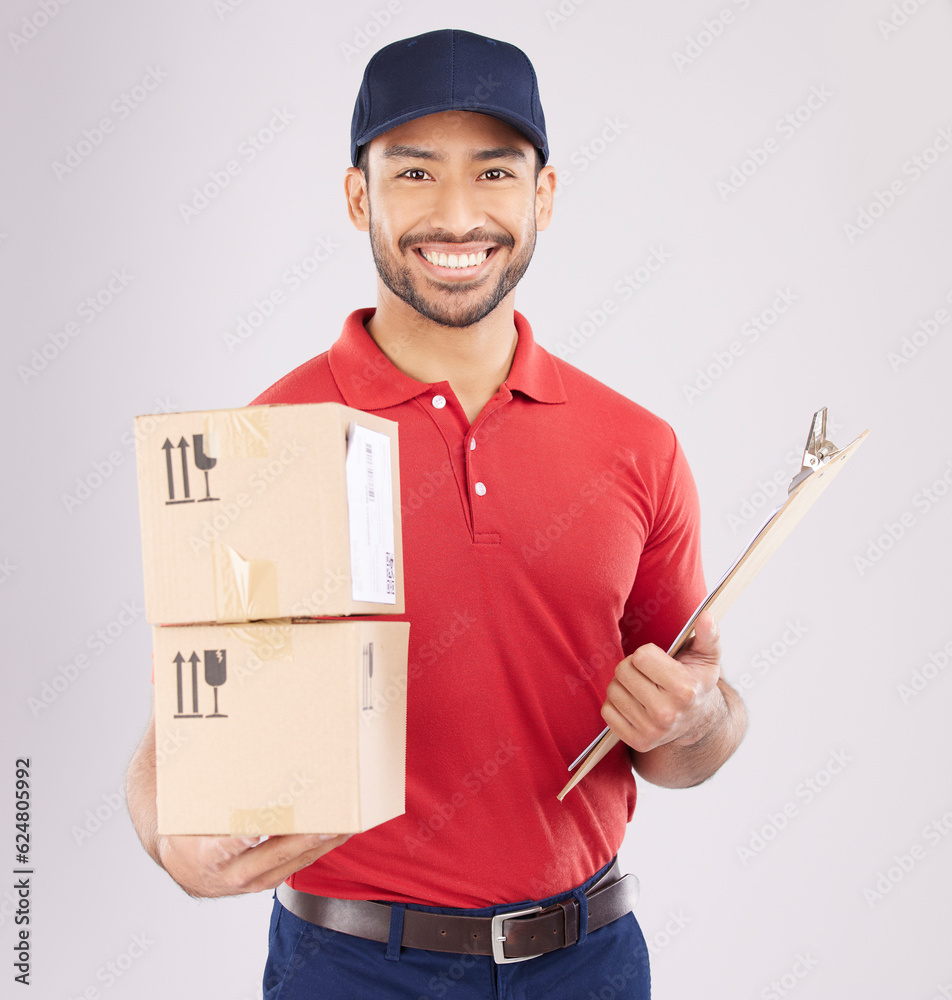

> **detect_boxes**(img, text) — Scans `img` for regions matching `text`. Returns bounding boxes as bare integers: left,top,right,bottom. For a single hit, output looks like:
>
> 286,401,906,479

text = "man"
127,28,747,998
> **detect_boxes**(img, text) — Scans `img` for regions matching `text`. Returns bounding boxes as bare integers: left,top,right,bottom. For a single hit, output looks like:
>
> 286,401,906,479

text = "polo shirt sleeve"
619,429,707,658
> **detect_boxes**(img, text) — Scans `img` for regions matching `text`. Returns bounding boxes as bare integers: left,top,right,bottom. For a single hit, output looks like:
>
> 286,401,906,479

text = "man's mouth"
413,243,498,275
418,248,490,269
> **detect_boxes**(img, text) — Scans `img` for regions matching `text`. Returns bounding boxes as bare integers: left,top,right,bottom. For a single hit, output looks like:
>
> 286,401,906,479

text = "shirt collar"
507,309,567,404
329,308,567,410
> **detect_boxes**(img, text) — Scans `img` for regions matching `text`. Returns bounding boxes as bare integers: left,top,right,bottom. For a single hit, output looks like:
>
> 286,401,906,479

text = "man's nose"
427,179,488,237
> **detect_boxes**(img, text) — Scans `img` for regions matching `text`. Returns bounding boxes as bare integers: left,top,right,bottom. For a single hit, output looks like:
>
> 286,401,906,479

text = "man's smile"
413,243,496,277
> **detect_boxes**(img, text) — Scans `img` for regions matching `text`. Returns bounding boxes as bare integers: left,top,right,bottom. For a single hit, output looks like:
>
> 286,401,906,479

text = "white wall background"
3,1,951,997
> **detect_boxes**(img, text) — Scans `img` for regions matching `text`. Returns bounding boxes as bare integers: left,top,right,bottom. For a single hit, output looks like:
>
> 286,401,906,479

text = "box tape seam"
213,542,279,622
229,806,295,836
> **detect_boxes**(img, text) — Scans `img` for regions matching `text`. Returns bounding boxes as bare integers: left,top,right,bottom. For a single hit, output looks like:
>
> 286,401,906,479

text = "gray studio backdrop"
3,1,951,997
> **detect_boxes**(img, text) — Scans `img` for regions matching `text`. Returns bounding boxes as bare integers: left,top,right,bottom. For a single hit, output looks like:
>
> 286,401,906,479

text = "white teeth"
421,249,490,268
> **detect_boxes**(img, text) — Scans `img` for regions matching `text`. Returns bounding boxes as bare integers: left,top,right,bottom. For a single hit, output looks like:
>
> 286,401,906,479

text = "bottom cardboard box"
153,619,409,836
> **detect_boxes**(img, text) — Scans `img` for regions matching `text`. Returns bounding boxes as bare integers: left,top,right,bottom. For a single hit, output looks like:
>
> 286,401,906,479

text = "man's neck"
365,287,519,425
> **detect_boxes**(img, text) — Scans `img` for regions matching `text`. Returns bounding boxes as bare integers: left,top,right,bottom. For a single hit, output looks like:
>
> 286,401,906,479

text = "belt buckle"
491,905,543,964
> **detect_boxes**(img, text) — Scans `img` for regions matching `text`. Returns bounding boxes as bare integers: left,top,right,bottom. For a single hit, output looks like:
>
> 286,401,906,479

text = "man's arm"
126,706,163,865
125,705,351,898
601,612,748,789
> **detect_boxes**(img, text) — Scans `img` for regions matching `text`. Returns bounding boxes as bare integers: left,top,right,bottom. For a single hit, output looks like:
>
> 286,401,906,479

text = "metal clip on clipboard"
787,408,842,494
557,408,869,801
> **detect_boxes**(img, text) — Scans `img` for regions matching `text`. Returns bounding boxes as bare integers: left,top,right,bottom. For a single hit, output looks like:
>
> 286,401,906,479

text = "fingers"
601,693,655,753
615,643,704,701
207,835,265,862
602,678,677,753
603,665,654,732
602,648,675,752
678,612,721,665
229,834,352,894
602,634,723,753
161,832,352,897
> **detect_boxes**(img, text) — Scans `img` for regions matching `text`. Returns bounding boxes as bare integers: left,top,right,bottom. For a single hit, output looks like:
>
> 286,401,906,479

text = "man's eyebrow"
471,146,527,163
382,145,445,161
380,144,528,163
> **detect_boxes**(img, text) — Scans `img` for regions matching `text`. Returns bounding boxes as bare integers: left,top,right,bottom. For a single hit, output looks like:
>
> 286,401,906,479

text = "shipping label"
345,423,396,604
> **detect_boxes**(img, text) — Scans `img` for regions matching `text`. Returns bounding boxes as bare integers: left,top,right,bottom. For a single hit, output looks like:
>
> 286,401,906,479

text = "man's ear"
534,164,557,231
345,166,370,232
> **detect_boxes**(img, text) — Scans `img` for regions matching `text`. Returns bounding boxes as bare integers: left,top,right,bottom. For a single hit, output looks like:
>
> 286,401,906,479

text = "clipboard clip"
788,408,842,495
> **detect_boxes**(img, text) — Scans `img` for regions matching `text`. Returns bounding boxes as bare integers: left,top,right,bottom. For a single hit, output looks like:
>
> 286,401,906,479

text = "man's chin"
382,282,509,329
410,306,501,329
372,248,533,327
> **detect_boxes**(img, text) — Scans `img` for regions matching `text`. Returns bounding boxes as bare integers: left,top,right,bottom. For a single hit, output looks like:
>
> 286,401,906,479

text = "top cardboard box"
135,402,404,625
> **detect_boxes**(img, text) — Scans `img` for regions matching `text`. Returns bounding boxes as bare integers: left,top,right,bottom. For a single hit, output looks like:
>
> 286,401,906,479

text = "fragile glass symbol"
192,435,218,501
204,650,228,717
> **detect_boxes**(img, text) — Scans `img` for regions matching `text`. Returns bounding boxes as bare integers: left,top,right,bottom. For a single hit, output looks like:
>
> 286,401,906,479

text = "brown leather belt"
276,860,640,964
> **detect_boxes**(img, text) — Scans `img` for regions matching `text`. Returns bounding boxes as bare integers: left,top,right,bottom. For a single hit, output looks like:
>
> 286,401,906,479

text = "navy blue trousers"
262,859,650,999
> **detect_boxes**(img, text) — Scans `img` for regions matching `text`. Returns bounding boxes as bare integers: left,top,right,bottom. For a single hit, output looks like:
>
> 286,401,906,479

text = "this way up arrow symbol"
173,651,203,718
173,651,184,714
162,439,175,501
187,651,200,713
178,438,191,499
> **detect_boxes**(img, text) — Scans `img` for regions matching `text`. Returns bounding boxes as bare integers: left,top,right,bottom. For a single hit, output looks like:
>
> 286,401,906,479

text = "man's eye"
482,168,509,180
401,168,430,180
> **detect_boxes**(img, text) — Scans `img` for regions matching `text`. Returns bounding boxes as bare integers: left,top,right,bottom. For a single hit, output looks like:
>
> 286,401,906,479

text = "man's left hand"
600,612,723,754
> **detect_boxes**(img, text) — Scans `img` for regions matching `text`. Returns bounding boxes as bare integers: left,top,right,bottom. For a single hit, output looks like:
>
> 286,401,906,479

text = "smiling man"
362,128,540,329
126,27,747,999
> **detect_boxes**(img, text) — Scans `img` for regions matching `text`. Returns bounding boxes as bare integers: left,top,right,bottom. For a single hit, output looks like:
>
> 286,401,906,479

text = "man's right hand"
157,832,352,898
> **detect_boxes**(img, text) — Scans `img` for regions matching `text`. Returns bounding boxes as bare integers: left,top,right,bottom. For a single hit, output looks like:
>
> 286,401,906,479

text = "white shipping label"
345,423,396,604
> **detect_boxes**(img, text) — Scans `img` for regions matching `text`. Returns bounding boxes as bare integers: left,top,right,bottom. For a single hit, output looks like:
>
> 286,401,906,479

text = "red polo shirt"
251,308,706,907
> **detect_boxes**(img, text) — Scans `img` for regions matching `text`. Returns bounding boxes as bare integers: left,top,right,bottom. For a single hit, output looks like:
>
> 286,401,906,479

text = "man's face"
352,111,554,328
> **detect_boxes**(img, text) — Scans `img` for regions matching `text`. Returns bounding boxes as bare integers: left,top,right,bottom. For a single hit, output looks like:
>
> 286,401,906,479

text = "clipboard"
556,408,869,801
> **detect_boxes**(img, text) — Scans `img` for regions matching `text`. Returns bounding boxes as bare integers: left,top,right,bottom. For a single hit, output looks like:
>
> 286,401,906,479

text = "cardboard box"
135,403,404,624
153,619,410,835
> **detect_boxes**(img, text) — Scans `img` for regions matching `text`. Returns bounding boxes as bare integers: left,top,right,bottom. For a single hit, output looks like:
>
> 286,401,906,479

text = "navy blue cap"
351,29,548,166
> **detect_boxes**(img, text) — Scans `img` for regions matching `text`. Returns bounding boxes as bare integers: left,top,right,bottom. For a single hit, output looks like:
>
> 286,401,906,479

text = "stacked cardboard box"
135,402,409,836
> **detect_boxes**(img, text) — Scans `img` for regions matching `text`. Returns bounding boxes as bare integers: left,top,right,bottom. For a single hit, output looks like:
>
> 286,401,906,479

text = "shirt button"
469,438,476,451
432,395,446,409
474,482,487,496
